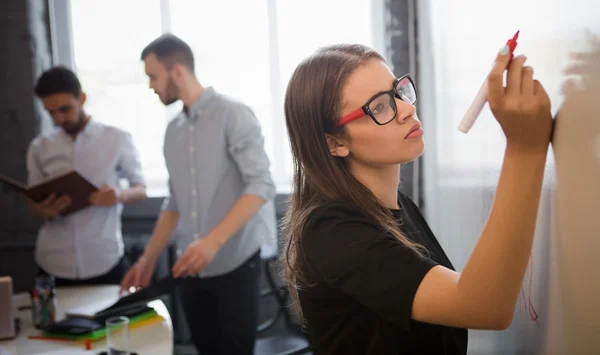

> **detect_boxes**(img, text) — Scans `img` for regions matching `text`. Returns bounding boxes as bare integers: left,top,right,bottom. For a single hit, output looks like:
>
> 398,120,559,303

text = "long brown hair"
282,44,426,321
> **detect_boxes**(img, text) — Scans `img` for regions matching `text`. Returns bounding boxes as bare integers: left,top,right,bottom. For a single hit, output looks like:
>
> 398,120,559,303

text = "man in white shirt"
28,66,147,286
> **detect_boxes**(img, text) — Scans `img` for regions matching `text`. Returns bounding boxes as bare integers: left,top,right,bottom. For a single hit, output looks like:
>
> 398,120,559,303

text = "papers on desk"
50,277,178,341
65,276,180,320
66,295,121,319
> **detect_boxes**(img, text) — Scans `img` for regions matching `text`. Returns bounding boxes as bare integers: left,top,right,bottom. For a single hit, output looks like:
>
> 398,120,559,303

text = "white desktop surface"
0,285,173,355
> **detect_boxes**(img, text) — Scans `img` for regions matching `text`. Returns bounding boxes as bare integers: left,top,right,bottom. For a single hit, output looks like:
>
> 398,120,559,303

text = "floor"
173,317,306,355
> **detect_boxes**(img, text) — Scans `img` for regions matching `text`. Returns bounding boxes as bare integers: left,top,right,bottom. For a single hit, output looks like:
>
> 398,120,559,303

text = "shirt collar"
58,116,99,139
78,117,99,137
184,87,216,121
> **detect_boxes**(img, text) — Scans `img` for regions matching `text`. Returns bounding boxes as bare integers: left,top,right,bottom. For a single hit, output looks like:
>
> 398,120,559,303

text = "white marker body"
458,77,489,133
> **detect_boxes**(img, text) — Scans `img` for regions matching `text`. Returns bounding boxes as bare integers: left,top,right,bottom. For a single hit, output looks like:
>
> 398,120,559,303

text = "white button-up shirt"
26,119,145,279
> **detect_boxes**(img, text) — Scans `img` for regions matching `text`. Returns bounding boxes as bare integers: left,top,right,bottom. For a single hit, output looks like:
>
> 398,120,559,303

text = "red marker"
458,30,520,133
506,30,520,60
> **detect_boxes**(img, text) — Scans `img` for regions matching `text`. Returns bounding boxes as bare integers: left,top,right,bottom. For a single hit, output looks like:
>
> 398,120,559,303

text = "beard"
160,78,180,106
61,112,87,134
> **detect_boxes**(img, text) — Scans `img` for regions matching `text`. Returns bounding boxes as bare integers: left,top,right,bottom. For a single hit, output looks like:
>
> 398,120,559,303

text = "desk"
0,285,173,355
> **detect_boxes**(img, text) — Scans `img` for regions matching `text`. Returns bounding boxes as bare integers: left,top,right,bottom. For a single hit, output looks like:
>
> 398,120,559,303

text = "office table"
0,285,173,355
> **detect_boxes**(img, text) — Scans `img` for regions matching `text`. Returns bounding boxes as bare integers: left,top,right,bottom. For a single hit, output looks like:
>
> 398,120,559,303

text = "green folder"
43,309,159,341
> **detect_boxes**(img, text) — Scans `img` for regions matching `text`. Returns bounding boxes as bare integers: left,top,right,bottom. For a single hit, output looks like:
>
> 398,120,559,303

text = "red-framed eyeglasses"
336,74,417,127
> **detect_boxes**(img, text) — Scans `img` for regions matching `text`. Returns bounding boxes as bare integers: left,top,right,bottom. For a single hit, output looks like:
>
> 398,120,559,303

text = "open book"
0,170,98,216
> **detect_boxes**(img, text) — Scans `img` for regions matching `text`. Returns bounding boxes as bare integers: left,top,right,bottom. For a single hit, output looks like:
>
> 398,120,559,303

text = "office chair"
255,255,312,355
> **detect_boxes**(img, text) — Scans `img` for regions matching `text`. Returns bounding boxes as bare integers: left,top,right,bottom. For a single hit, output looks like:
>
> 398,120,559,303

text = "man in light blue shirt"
120,34,277,354
28,66,147,286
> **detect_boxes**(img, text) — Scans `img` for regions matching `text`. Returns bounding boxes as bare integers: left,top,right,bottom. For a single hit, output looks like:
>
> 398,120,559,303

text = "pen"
458,30,520,134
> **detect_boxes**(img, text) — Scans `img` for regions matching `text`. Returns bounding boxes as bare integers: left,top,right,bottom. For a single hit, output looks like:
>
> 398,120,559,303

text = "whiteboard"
418,1,600,354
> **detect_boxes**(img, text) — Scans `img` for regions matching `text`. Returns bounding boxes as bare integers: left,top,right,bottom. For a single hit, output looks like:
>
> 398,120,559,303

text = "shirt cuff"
243,182,276,202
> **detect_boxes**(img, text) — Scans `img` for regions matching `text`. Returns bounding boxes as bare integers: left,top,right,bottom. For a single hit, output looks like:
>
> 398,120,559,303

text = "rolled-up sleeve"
26,138,45,185
226,105,276,202
118,132,146,186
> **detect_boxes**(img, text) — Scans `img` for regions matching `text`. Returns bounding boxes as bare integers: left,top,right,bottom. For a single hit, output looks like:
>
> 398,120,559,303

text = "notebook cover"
97,276,180,317
0,170,98,216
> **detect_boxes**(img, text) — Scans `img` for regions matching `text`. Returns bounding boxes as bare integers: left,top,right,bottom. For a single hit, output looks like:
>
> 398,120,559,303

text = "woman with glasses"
281,44,553,354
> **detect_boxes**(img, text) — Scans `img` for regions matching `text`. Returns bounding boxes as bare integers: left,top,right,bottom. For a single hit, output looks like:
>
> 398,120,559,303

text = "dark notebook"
0,170,98,216
65,276,181,320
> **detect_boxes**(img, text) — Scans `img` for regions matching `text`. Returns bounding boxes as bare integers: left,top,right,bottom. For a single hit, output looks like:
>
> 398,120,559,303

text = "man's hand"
29,194,72,218
172,237,222,278
89,185,119,207
119,256,158,294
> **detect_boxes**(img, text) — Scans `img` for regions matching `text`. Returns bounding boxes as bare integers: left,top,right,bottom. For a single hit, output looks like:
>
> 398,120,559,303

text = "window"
65,0,382,196
68,0,168,195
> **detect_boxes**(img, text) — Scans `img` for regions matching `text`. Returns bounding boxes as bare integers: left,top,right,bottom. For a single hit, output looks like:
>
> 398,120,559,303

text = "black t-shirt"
299,192,468,354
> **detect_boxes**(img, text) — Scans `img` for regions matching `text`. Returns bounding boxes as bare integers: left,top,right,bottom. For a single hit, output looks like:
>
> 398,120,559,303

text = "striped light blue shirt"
163,87,277,277
26,119,145,279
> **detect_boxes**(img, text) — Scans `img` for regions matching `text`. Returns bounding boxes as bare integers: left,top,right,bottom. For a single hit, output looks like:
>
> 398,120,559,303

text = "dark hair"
141,33,195,72
34,66,82,98
281,44,427,322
